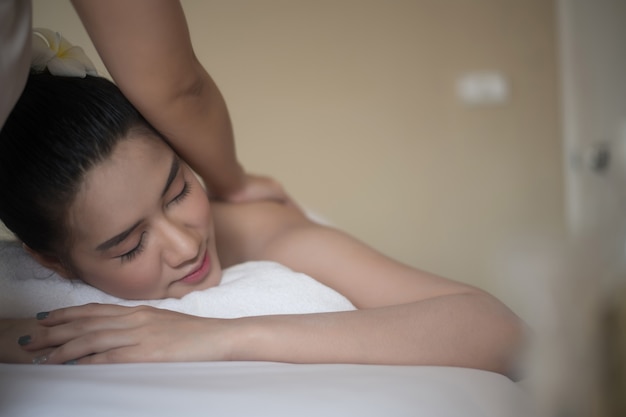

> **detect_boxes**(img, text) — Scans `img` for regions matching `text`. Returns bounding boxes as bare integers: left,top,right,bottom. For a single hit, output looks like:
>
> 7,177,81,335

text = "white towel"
0,240,355,318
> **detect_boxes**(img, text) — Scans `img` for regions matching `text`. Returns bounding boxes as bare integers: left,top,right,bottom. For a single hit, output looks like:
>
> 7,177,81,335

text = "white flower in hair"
31,28,98,77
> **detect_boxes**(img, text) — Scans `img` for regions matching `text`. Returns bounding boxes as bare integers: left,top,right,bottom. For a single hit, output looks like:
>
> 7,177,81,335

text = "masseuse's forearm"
131,65,246,198
72,0,246,197
228,293,524,376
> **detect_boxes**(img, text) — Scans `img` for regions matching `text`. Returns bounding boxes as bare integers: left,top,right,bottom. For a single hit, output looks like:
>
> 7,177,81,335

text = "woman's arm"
214,202,526,375
18,202,524,376
70,0,287,202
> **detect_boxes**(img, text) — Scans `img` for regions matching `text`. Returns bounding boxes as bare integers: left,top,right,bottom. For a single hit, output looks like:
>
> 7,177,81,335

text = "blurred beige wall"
24,0,564,312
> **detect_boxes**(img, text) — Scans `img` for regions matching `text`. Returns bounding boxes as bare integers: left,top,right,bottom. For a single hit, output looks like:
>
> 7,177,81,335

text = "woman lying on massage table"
0,73,524,376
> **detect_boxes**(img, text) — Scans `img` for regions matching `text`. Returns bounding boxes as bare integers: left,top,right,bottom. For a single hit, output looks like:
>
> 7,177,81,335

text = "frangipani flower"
31,28,98,78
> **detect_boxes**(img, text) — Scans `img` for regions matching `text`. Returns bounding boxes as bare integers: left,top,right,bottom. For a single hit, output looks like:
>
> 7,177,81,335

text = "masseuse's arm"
71,0,286,202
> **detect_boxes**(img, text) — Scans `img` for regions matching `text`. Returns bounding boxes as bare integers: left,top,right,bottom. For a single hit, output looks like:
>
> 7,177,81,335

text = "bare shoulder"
211,200,478,309
211,201,311,267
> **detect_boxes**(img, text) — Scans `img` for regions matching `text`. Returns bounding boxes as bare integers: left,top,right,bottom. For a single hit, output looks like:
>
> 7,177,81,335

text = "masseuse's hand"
217,173,294,206
17,304,233,364
0,318,55,364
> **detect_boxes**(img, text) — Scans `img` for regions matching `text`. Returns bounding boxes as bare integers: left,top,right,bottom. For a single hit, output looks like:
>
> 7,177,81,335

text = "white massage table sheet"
0,241,535,416
0,362,534,417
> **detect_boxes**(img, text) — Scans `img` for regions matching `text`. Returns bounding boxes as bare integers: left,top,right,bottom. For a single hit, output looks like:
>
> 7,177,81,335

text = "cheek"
76,256,164,299
188,190,213,226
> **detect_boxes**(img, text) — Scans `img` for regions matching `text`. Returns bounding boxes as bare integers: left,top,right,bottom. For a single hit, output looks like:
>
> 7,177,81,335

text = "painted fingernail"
63,360,78,365
32,355,48,365
17,335,31,346
36,312,49,320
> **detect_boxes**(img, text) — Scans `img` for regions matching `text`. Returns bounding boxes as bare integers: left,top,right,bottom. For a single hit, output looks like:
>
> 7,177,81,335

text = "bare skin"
0,0,523,376
71,0,288,202
1,200,523,375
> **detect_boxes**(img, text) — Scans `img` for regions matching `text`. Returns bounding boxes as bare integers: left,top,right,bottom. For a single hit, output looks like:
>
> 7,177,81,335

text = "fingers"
16,347,56,364
17,304,149,362
36,328,138,365
11,338,55,364
37,303,140,326
1,318,60,364
16,305,224,365
20,315,126,352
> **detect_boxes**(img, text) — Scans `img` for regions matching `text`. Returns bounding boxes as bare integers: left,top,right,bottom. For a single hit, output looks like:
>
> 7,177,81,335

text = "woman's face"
63,132,221,299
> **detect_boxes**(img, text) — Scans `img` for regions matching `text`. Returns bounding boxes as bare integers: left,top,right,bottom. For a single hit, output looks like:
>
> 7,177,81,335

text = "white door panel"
538,2,626,416
560,0,626,237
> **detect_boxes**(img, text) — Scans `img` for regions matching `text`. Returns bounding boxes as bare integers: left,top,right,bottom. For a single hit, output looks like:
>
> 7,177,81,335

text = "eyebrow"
95,155,180,252
95,220,142,252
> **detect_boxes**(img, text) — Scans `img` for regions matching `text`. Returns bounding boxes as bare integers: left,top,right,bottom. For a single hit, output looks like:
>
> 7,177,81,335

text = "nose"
157,216,200,268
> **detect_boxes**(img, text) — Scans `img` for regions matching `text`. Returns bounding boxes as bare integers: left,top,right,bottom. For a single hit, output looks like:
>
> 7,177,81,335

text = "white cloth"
0,362,537,417
0,240,355,318
0,0,31,129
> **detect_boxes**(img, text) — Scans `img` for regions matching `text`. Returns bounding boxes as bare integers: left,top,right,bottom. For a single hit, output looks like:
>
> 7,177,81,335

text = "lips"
179,251,210,284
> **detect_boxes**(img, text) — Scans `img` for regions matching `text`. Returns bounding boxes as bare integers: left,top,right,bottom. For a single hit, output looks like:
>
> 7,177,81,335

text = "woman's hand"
17,304,234,365
0,318,55,364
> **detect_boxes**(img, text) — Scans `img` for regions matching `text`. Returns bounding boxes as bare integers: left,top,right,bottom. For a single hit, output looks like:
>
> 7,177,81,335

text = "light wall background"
23,0,564,316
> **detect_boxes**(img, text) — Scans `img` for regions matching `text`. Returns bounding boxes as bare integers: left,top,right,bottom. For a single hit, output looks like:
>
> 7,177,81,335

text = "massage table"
0,240,535,416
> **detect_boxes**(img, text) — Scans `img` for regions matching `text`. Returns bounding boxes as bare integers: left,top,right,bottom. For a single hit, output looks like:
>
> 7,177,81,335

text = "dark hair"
0,74,151,256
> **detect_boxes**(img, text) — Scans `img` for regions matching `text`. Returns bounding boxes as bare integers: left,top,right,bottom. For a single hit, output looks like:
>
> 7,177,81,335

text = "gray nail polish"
63,360,78,365
17,335,31,346
36,312,49,320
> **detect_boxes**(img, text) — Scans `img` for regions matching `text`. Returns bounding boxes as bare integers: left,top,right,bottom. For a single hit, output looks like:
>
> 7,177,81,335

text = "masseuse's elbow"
137,59,209,113
167,59,208,104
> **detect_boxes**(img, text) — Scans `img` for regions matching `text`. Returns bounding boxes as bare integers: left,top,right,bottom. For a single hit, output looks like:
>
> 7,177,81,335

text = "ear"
22,243,73,279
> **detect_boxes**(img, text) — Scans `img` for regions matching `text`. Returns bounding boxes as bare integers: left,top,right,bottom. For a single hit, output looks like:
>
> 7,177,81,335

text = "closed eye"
168,180,191,207
119,232,147,263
